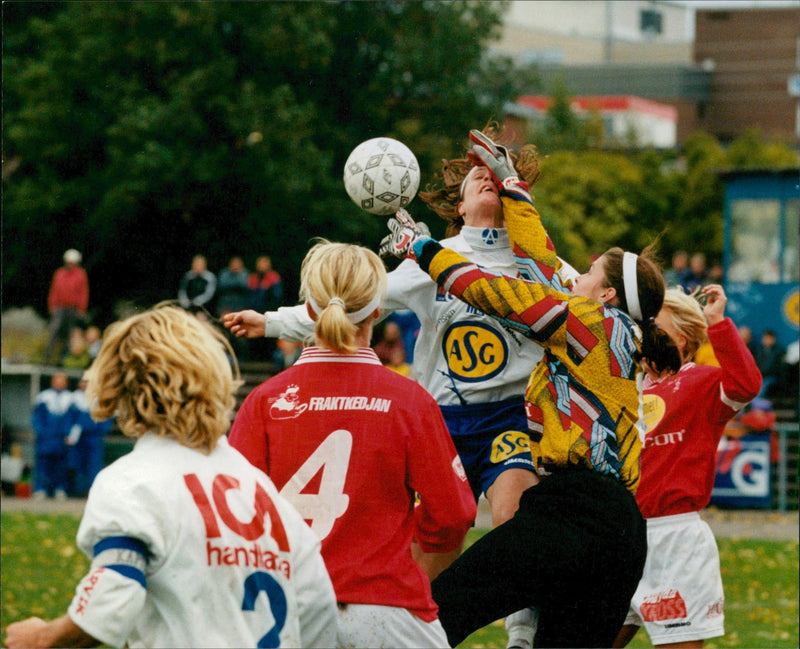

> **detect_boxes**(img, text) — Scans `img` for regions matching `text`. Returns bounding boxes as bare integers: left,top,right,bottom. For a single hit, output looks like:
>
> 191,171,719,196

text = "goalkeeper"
380,129,679,648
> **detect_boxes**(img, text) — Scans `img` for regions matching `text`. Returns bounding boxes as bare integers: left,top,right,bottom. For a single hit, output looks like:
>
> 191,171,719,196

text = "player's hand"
467,129,518,189
379,209,431,259
701,284,726,326
5,616,50,648
222,309,266,338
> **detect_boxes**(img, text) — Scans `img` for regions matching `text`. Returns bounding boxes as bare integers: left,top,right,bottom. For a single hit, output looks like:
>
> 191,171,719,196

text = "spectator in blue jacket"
66,376,114,497
31,372,73,499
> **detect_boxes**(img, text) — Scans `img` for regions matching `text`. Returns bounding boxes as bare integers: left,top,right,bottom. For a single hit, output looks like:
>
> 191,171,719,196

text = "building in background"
496,1,800,145
511,94,678,148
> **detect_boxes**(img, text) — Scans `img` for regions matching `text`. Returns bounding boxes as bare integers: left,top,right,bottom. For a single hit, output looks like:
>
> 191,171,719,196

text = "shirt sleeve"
66,474,165,647
406,387,476,553
709,317,763,419
264,305,315,342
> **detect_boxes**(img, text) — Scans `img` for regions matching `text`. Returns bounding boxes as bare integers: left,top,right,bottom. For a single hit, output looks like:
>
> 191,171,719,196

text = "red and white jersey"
636,318,762,518
67,434,337,648
229,347,476,622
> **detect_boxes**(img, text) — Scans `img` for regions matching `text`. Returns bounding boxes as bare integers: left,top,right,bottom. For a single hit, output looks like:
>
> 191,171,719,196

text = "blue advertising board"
710,433,772,509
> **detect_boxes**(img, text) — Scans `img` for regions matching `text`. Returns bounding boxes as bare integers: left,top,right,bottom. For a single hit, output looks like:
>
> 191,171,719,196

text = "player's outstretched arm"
222,309,266,338
5,614,99,648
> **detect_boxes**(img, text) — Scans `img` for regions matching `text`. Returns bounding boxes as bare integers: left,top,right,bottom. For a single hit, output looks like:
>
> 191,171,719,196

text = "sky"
669,0,800,7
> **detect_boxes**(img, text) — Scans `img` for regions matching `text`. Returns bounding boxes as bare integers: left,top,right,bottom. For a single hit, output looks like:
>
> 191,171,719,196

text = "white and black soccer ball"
343,137,420,216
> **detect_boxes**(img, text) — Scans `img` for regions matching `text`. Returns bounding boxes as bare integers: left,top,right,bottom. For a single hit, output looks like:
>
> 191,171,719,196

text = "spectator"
61,328,92,371
215,256,250,317
271,338,302,371
753,329,785,398
738,325,757,355
43,249,89,365
388,310,421,364
663,250,688,288
31,371,73,499
681,252,709,293
84,325,103,360
386,345,413,378
247,255,283,312
66,376,114,497
177,254,216,315
372,320,407,366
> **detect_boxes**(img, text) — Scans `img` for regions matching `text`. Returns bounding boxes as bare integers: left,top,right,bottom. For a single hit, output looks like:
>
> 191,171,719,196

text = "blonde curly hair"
87,303,241,454
419,122,542,237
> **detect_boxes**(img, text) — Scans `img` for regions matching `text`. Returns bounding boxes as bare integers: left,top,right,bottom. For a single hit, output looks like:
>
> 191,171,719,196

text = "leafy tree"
3,1,528,324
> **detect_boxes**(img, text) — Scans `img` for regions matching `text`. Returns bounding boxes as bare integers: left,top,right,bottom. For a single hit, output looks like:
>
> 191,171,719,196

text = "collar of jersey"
461,225,509,251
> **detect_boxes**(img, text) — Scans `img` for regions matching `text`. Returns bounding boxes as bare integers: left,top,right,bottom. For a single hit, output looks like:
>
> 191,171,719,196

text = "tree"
3,1,527,324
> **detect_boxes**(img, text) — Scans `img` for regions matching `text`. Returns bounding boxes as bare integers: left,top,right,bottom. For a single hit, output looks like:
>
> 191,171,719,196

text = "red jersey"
229,347,476,621
48,265,89,314
636,318,762,518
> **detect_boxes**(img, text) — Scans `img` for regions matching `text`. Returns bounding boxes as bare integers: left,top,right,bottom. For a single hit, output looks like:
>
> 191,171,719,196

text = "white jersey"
66,434,337,648
265,226,577,407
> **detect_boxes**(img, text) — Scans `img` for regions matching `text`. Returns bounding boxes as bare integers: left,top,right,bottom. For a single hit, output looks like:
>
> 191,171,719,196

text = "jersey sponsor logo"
640,589,688,622
490,431,531,464
642,394,666,432
441,320,508,382
184,473,291,567
269,385,391,419
270,385,308,419
707,598,724,619
308,396,391,412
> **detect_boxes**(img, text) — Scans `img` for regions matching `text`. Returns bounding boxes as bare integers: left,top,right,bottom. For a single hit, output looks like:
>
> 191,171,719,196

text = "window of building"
640,9,662,36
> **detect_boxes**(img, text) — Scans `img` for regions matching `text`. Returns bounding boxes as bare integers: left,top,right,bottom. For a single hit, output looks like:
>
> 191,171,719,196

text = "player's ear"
457,201,466,217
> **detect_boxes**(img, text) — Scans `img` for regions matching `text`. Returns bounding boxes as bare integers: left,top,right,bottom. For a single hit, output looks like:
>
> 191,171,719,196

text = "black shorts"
431,469,647,648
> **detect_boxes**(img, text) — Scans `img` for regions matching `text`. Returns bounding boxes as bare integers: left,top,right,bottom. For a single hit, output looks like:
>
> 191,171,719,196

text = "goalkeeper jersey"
416,182,645,494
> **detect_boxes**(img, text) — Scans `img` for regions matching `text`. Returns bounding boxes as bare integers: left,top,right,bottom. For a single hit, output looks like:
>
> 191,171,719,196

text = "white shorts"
336,603,450,648
624,511,725,645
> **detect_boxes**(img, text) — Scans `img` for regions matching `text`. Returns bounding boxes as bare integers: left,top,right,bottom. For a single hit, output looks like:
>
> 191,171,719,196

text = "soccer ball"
343,137,420,216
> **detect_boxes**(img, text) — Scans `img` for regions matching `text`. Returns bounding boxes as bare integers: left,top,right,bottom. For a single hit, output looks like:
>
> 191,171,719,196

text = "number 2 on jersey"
279,429,352,539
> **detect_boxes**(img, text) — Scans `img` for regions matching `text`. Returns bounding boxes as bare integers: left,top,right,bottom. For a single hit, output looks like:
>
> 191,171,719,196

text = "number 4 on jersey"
279,429,352,539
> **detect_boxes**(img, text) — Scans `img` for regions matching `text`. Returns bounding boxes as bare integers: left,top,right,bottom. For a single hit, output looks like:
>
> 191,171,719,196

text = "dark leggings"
431,470,647,648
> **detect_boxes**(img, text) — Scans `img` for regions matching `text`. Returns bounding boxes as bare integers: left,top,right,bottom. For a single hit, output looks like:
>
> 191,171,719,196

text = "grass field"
1,513,797,648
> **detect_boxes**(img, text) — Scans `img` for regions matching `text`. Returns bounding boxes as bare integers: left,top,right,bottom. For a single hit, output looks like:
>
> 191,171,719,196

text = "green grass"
2,514,797,648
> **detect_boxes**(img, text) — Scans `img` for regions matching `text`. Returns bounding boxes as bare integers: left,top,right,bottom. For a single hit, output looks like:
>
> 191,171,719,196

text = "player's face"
573,256,613,302
459,167,503,227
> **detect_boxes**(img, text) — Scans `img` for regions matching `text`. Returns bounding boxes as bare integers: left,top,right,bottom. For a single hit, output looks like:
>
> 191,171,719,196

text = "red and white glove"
467,129,526,193
379,209,431,260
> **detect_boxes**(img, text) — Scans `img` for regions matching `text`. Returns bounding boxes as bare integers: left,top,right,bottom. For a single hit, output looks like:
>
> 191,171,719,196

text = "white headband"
307,293,382,324
622,252,642,321
459,166,480,198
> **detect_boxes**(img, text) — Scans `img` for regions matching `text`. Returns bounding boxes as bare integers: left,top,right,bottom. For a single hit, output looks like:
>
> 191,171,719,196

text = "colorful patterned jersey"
416,182,644,494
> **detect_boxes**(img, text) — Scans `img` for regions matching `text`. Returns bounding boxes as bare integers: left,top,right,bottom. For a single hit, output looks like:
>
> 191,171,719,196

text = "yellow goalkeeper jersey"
418,186,644,494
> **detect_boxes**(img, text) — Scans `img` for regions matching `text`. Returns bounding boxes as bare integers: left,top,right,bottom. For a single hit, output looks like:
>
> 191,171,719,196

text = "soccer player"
4,304,337,649
381,129,679,648
614,285,762,648
228,240,476,648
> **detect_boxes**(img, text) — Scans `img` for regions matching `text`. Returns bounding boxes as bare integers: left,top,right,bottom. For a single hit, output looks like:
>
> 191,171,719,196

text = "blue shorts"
440,396,535,501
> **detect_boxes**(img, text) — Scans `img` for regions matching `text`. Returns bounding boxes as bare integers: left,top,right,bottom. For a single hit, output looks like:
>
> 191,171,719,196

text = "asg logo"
481,228,499,245
441,321,508,382
490,431,531,463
